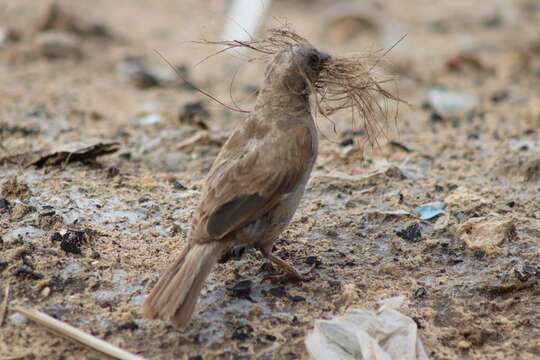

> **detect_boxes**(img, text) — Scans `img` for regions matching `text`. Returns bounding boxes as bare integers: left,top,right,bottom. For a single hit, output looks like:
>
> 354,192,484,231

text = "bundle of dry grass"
192,27,403,145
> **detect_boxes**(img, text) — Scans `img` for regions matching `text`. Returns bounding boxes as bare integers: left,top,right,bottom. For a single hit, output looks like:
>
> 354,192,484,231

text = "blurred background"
1,1,540,359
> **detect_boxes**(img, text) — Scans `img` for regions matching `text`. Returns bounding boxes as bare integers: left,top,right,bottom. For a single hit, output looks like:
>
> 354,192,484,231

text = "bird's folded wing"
192,127,313,242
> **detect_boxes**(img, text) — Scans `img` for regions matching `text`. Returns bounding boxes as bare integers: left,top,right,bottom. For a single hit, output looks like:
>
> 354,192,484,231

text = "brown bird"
142,44,330,326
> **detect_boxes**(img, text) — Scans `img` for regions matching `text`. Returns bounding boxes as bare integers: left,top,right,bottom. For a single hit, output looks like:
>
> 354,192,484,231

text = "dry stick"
0,354,33,360
0,283,9,327
14,306,145,360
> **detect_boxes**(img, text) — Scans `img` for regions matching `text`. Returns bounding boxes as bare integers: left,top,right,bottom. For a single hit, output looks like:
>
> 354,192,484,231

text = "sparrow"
142,44,330,326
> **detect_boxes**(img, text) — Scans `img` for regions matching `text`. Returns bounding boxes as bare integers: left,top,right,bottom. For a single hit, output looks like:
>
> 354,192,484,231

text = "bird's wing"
191,125,314,243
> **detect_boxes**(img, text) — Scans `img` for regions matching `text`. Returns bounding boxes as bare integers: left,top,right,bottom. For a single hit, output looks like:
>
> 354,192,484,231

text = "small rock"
429,111,444,123
268,287,286,298
395,223,422,242
172,180,186,191
0,260,8,272
288,294,306,302
60,231,84,254
0,28,20,46
381,262,397,274
491,89,509,103
117,57,160,88
41,286,51,297
106,166,120,178
118,321,139,331
118,57,187,89
179,101,210,129
34,32,83,60
305,256,321,266
229,279,252,298
36,3,111,38
58,228,94,254
232,325,252,341
0,198,10,210
9,313,27,326
50,232,62,242
14,266,44,280
457,216,515,254
523,158,540,182
414,287,427,298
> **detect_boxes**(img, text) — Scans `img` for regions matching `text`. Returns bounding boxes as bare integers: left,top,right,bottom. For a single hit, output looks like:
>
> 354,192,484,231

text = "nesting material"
199,27,402,145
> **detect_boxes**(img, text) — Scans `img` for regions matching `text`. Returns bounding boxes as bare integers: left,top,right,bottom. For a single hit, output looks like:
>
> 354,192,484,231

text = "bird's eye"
308,53,320,69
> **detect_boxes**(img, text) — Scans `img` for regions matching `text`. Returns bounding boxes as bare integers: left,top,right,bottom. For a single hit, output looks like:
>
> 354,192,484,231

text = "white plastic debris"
427,88,476,116
223,0,271,42
305,296,429,360
138,113,162,126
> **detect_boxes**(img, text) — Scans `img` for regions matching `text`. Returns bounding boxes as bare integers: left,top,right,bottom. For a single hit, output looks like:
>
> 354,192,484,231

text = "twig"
14,306,145,360
0,283,9,327
0,354,33,360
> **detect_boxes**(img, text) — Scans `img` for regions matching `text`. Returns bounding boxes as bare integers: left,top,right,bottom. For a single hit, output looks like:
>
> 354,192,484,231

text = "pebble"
268,286,286,298
0,198,10,211
60,230,85,254
523,158,540,182
179,101,210,129
288,295,306,302
229,280,252,298
395,223,422,242
34,32,83,60
14,266,44,280
9,313,27,326
414,287,427,298
305,256,321,266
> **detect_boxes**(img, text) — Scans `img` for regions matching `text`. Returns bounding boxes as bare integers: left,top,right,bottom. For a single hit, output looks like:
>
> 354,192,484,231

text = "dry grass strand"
195,26,404,146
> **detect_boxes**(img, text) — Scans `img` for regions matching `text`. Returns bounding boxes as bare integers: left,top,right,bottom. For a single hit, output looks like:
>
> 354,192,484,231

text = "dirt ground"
1,0,540,359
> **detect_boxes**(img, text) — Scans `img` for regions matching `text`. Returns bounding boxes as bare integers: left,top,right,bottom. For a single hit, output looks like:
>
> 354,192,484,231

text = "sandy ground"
1,0,540,359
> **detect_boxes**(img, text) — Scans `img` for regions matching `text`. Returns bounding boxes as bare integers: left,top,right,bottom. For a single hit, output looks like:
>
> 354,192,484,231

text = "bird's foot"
260,251,314,283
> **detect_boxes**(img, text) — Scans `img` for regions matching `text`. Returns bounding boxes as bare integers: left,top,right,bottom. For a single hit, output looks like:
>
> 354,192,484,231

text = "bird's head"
264,45,331,95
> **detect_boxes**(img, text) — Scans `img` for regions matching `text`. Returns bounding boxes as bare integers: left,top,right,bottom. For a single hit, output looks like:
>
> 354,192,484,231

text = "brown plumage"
142,44,328,326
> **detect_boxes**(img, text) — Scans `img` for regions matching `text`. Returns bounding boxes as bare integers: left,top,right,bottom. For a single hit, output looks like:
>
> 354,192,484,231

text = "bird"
142,44,330,327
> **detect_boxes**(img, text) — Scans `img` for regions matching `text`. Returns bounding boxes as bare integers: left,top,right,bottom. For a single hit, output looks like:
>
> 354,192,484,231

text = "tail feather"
142,242,222,326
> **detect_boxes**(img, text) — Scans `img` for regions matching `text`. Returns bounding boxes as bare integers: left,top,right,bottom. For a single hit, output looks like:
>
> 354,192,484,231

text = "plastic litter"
415,201,445,220
305,296,429,360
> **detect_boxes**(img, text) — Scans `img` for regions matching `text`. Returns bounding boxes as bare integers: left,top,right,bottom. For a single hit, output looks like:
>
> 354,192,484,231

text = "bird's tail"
142,242,223,326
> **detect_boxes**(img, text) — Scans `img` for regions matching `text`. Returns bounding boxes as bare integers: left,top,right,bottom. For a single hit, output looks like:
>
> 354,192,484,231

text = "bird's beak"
319,51,331,64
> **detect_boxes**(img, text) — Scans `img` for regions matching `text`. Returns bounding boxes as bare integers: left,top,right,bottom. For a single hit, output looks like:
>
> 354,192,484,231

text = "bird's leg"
260,250,304,283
